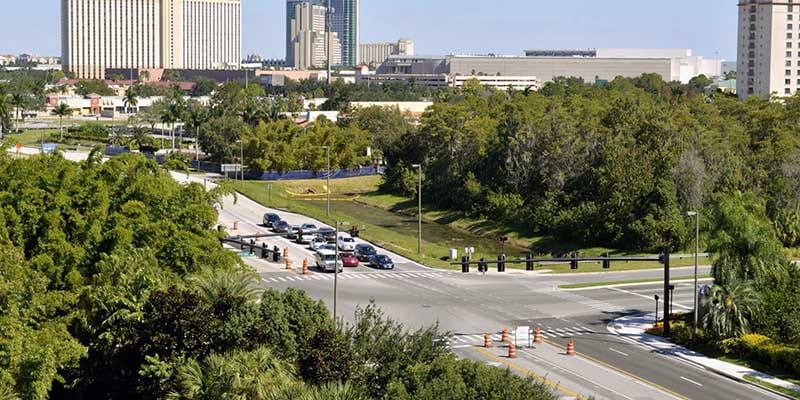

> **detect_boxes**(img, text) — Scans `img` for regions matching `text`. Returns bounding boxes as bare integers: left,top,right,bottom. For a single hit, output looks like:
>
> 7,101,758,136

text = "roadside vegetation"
648,192,800,382
0,151,555,399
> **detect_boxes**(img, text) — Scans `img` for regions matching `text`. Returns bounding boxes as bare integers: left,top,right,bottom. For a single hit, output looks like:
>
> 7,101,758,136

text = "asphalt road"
177,173,781,400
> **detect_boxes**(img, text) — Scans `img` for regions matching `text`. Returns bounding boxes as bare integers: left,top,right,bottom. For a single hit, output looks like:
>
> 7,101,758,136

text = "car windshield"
377,256,390,262
303,224,317,229
342,238,354,243
324,254,336,261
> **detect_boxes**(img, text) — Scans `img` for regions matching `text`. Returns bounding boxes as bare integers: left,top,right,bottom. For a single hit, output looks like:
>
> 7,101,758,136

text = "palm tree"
52,103,72,140
167,346,296,400
191,270,259,304
0,90,12,137
123,87,138,114
184,99,209,164
702,280,761,339
10,92,25,122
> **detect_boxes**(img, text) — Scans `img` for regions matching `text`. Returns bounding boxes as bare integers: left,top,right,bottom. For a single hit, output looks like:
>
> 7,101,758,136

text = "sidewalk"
609,313,800,397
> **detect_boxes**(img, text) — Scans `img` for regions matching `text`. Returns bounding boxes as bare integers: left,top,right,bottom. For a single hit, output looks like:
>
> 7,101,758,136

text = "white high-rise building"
359,39,414,66
737,0,795,99
62,0,241,79
289,2,340,69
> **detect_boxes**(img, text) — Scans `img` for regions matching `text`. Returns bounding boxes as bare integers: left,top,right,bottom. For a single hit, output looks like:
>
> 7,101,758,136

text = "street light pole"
687,211,700,334
333,220,347,322
412,164,422,255
240,137,244,182
323,146,331,216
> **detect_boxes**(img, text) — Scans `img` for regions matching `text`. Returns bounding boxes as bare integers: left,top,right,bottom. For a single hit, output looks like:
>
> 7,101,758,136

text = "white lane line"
450,344,472,349
680,376,703,387
277,277,288,282
609,348,629,357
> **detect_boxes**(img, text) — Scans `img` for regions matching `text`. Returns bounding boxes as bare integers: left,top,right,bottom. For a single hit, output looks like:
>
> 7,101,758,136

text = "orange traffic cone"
233,221,239,230
501,328,509,343
302,258,309,275
508,341,517,359
566,338,575,356
283,247,288,259
484,333,492,348
285,258,292,270
533,327,543,344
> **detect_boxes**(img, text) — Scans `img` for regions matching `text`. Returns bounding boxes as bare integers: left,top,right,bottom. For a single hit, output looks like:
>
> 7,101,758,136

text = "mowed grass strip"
558,275,712,290
231,176,709,272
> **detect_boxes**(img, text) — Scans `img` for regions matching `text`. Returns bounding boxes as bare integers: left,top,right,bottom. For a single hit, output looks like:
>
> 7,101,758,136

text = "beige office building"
359,39,414,66
289,2,340,69
737,0,798,99
62,0,241,79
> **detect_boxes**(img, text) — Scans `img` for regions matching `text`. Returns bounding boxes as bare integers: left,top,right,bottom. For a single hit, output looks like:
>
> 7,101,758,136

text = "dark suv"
355,243,377,262
262,213,281,227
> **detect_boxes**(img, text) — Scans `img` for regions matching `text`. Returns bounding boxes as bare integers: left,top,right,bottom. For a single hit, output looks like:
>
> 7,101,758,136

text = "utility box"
449,248,458,260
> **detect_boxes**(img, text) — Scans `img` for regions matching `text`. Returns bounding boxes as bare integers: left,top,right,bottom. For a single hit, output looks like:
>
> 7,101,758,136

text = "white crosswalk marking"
262,270,453,284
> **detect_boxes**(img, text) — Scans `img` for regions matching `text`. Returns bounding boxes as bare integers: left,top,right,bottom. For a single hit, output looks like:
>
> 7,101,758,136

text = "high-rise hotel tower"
737,0,800,99
62,0,241,79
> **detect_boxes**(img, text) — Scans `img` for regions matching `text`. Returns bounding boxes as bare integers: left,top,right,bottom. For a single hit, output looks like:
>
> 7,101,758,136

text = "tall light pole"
687,211,700,335
333,220,347,322
323,145,331,216
236,139,244,181
412,164,422,255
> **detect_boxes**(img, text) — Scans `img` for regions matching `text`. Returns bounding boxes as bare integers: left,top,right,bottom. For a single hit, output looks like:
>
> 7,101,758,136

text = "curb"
607,316,798,400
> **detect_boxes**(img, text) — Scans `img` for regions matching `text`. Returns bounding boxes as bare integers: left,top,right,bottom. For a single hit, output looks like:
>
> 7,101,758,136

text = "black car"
262,213,281,227
369,254,395,270
354,243,377,262
272,220,290,233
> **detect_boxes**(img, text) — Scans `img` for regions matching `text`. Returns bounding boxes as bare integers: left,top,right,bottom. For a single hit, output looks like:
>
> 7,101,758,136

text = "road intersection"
176,172,781,400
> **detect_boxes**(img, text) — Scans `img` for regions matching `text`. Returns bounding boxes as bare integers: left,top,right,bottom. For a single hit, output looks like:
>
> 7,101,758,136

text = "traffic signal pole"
662,248,671,338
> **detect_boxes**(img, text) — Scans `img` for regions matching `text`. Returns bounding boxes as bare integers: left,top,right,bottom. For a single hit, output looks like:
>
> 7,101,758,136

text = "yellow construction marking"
471,346,586,399
542,339,689,400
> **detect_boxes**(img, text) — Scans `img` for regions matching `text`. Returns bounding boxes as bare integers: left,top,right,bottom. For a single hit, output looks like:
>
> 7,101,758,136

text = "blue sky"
0,0,737,60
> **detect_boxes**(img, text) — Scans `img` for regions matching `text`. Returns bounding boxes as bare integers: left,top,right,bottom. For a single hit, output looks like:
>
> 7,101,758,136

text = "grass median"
558,275,712,290
230,176,709,272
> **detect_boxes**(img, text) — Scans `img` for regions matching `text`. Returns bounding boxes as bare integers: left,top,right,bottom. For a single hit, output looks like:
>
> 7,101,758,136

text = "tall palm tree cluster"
0,85,12,135
700,193,791,340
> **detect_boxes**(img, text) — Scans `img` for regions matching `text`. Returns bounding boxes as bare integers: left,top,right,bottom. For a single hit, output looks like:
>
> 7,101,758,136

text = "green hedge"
716,334,800,378
662,322,800,378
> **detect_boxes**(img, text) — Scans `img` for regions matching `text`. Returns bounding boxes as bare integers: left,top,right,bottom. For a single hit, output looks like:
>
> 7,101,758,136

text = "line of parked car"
262,213,395,273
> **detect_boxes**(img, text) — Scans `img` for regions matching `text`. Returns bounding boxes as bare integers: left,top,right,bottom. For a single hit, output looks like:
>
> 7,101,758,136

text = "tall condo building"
62,0,241,79
331,0,359,66
737,0,797,99
359,39,414,66
288,1,341,69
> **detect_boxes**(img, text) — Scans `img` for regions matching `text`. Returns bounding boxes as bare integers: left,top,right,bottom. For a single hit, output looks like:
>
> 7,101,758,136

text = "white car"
309,236,328,250
296,229,316,244
315,249,344,273
337,235,357,252
287,225,301,240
